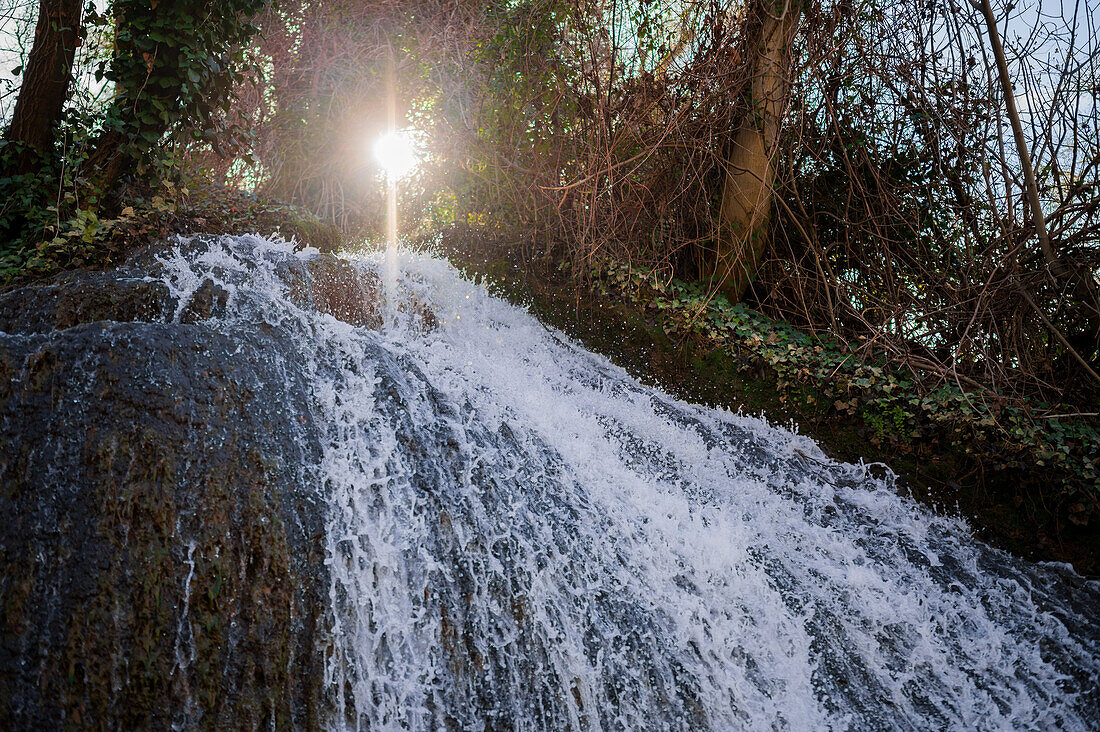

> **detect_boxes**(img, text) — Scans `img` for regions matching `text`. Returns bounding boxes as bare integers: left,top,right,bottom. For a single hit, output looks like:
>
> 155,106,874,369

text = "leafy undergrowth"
592,259,1100,531
0,181,340,285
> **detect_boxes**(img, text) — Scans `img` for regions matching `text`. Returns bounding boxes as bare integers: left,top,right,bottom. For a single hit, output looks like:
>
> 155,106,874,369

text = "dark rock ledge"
0,240,382,728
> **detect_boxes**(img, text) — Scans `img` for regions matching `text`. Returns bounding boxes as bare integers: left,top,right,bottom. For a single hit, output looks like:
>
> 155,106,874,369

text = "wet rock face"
296,254,384,328
0,240,370,728
0,271,172,334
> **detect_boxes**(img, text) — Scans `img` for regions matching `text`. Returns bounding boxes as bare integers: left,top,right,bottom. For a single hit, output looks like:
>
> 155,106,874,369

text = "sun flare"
373,130,418,179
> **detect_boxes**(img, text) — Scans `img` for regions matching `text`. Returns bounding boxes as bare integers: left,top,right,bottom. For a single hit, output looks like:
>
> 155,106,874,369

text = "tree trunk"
2,0,83,176
83,129,128,193
710,0,801,302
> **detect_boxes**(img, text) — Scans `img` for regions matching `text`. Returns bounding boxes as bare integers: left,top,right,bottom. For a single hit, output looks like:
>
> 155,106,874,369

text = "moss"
44,426,304,726
1,319,325,728
268,209,342,253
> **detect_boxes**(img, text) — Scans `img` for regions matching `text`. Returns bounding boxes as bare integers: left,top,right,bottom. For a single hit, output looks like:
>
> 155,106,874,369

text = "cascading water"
155,235,1098,731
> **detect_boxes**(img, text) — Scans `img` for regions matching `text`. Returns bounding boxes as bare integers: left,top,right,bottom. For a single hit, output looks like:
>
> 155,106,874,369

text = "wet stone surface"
0,237,378,728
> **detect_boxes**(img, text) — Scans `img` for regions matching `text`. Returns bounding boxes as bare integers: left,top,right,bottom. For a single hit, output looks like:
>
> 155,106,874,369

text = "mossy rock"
272,210,342,253
0,271,172,334
296,254,383,328
0,304,329,727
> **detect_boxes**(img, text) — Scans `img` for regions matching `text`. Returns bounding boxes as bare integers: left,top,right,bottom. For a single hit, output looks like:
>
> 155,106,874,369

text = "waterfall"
155,235,1098,731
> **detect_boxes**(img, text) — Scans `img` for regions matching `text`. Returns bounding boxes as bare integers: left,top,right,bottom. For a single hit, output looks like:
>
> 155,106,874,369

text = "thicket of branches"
769,0,1100,403
196,0,1098,408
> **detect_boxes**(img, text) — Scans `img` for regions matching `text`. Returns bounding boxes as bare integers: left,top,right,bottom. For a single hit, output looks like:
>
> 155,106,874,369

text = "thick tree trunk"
2,0,83,176
711,0,801,302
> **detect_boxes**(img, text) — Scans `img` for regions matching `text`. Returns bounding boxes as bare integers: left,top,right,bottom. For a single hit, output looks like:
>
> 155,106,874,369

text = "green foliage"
0,145,58,247
592,258,1100,524
0,0,267,276
93,0,265,159
0,176,179,281
0,176,340,284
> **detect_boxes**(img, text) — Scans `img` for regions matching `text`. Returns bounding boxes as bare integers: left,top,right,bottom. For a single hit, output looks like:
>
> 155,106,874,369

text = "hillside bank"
432,228,1099,577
